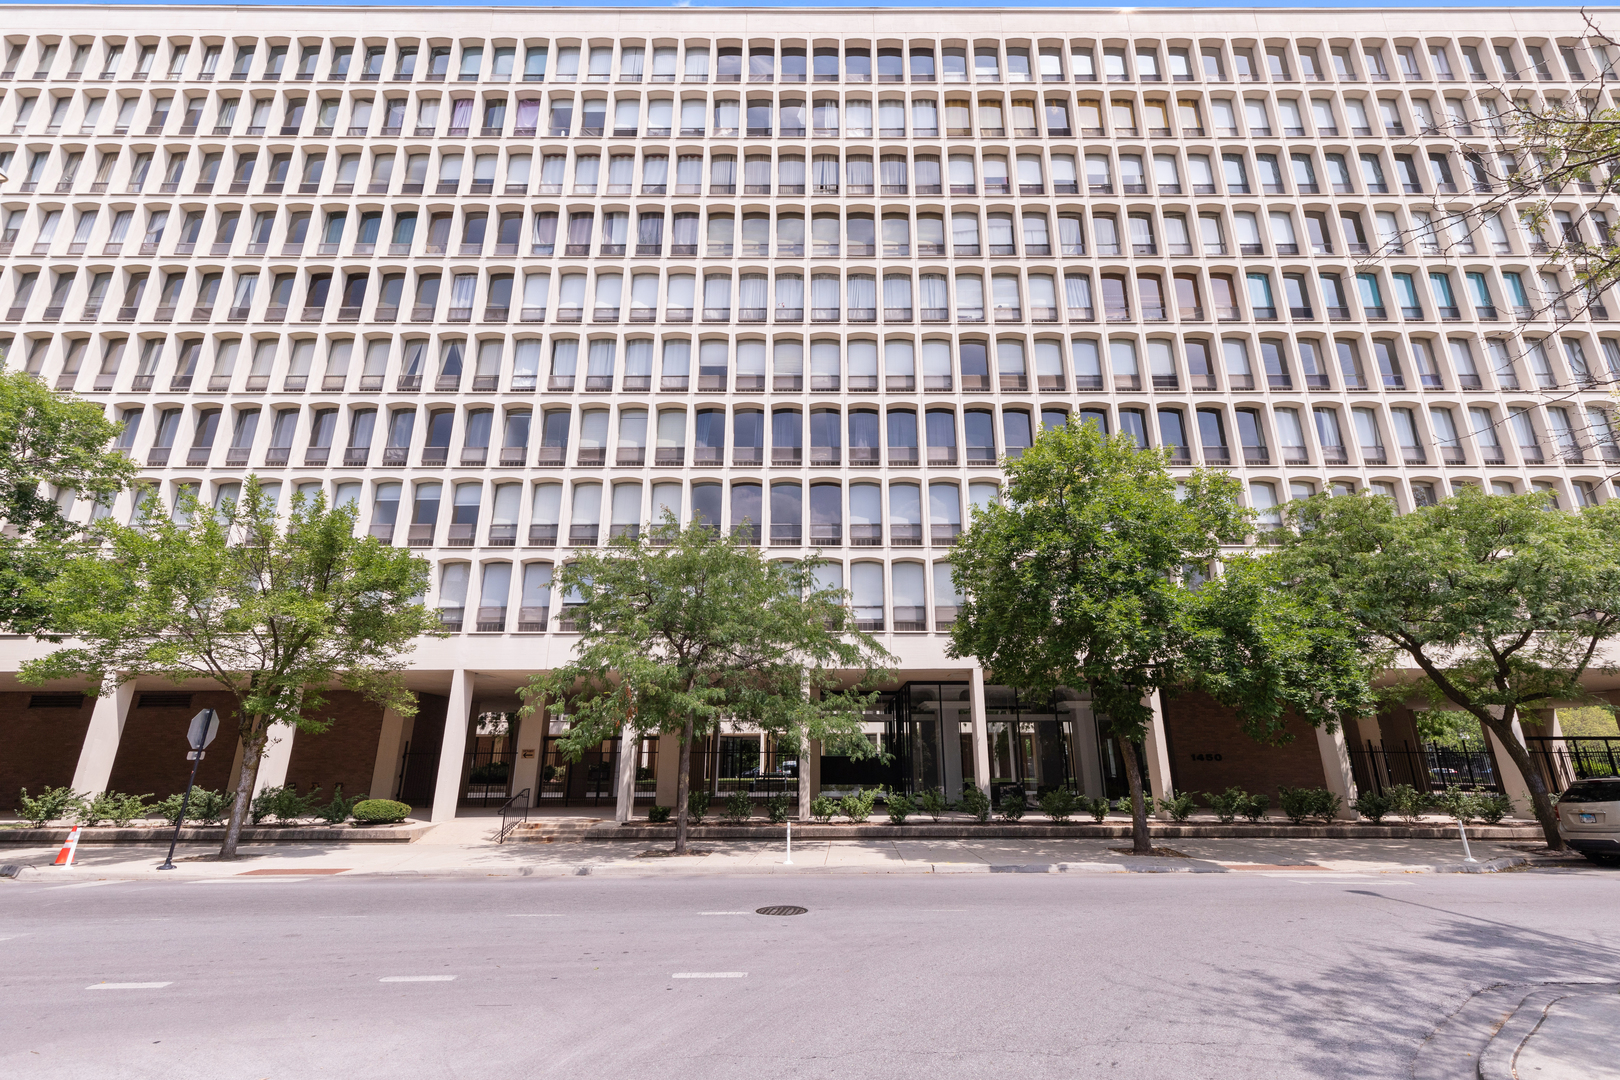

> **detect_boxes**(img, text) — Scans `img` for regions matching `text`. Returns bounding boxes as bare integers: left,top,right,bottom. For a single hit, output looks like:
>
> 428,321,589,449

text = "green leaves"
526,517,894,762
22,480,440,731
1277,487,1620,719
0,373,136,634
948,422,1255,744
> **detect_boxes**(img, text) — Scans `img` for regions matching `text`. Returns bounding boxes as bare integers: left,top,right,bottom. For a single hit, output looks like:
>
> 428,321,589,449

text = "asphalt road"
2,868,1617,1080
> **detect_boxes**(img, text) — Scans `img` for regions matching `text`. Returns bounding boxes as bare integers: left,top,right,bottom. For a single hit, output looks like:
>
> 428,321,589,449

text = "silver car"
1557,778,1620,863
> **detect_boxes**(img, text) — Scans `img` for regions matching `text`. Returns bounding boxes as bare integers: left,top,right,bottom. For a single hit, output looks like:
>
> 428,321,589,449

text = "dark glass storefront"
817,683,1100,800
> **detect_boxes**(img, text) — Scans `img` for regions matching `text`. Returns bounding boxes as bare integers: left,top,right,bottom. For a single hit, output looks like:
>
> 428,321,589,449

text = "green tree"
21,482,441,858
0,372,135,633
526,517,893,854
948,423,1372,853
1277,487,1620,849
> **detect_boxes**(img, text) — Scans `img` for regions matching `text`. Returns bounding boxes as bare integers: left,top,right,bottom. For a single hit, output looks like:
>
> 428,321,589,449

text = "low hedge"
350,799,412,825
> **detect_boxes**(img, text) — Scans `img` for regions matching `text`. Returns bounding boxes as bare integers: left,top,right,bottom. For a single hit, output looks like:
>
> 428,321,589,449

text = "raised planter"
511,820,1547,842
0,821,431,845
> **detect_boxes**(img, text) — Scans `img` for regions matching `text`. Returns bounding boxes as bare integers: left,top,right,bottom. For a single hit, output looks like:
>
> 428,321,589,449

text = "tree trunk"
673,716,693,855
219,714,266,859
1482,710,1563,850
1121,736,1152,855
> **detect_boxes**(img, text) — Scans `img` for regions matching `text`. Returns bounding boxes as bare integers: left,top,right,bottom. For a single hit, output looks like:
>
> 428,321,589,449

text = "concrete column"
429,669,474,823
368,707,408,802
252,722,297,796
1143,691,1174,808
969,665,991,795
654,731,679,807
1486,723,1537,821
797,728,812,822
802,738,821,821
1073,705,1104,800
1314,723,1359,820
509,698,545,805
614,724,637,823
70,680,137,796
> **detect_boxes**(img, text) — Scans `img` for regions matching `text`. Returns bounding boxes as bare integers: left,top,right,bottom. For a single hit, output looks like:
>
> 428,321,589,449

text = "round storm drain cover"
756,905,808,917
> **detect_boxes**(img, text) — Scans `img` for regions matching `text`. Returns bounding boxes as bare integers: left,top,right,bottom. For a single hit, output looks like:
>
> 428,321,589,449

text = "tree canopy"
526,517,893,853
22,482,441,856
1276,487,1620,848
0,372,136,634
949,422,1373,852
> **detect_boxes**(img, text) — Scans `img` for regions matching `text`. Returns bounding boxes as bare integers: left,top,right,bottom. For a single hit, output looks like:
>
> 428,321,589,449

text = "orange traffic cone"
53,825,82,867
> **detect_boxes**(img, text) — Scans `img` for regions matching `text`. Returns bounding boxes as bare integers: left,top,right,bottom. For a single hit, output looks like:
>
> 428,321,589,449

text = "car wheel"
1580,851,1620,865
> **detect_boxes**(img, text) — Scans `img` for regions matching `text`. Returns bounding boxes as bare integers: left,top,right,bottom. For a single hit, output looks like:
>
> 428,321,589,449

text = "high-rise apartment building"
2,7,1616,822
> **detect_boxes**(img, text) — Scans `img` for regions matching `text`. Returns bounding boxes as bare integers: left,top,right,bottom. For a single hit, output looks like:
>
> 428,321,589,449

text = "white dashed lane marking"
672,972,746,979
87,982,171,990
379,975,456,983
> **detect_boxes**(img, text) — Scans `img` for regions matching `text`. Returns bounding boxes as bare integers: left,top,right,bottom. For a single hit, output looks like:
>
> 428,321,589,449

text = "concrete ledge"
0,822,431,845
514,821,1546,842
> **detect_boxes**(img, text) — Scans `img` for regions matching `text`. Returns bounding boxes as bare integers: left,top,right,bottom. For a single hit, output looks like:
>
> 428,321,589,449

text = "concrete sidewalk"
0,814,1578,881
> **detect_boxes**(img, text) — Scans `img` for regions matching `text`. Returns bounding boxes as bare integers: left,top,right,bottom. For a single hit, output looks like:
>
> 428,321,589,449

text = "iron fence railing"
1526,736,1620,794
1348,741,1502,795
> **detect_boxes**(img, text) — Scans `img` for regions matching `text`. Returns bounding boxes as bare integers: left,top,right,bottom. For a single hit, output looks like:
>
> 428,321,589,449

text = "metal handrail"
497,787,531,844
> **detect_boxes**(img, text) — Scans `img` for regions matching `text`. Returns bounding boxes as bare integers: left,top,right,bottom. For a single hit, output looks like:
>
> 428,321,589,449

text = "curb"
0,823,431,845
2,853,1530,883
513,822,1546,842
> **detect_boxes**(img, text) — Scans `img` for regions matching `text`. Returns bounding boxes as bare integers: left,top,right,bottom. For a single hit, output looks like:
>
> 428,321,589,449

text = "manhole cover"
756,905,808,917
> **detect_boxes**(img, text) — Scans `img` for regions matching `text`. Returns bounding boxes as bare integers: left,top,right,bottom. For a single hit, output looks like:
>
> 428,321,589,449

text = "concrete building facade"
3,6,1619,821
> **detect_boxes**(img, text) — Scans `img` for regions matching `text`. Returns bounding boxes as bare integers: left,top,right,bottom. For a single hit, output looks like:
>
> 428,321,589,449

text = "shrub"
1114,795,1156,818
1277,786,1314,825
16,786,85,828
810,795,838,824
648,804,672,823
153,789,231,827
687,789,710,825
998,786,1027,822
314,785,365,825
1432,788,1481,824
1386,784,1430,823
1079,795,1111,822
77,791,153,828
1039,788,1078,823
1205,788,1249,825
1351,792,1394,824
1279,787,1341,825
887,792,915,825
1162,791,1198,823
723,791,752,825
958,785,991,824
1239,792,1270,823
252,784,320,825
917,786,948,821
351,799,411,825
1475,792,1515,824
840,786,880,823
1311,788,1342,823
764,793,791,824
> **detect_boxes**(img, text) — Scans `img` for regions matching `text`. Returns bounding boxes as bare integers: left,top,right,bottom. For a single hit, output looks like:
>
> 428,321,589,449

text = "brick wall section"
1161,690,1327,802
284,692,385,801
0,691,96,804
107,692,243,798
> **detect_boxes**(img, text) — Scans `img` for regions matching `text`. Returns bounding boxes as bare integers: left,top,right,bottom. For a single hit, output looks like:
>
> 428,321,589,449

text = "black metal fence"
538,734,659,806
1348,741,1502,795
1526,736,1620,794
688,738,800,808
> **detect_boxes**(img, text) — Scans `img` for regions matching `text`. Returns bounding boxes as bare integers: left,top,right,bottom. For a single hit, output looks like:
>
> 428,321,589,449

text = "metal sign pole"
158,709,219,872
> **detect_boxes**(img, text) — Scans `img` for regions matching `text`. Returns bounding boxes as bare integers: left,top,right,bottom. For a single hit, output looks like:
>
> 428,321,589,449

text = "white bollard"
1457,819,1477,863
783,820,793,865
